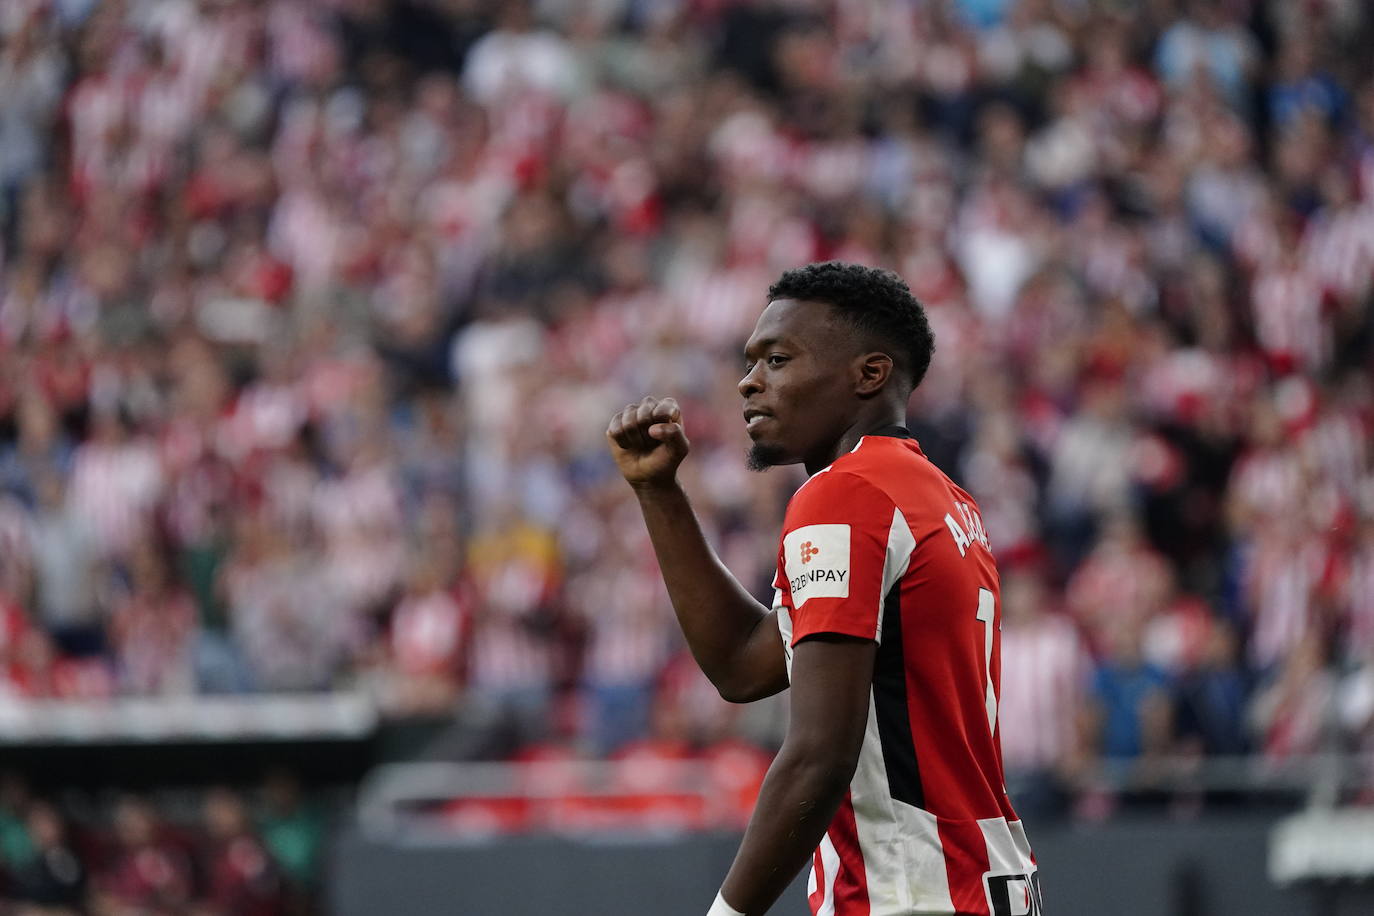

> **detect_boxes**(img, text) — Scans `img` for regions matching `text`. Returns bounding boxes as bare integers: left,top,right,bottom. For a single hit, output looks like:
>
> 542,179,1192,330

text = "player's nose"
738,365,763,398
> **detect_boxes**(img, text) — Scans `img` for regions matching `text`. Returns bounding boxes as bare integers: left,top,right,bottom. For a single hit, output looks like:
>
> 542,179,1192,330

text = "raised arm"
608,396,788,703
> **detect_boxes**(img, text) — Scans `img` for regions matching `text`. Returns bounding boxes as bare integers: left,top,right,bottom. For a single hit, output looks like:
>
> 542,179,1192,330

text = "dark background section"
2,737,373,791
329,815,1374,916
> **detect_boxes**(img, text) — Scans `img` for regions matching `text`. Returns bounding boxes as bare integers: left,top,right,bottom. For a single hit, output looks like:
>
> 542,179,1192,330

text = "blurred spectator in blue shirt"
1091,618,1173,760
1173,619,1251,757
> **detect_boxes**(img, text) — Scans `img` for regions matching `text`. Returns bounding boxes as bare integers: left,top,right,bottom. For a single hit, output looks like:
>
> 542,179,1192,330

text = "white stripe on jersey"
877,507,918,644
849,698,913,914
980,818,1040,914
895,804,956,913
774,588,795,680
978,817,1033,874
1008,820,1035,871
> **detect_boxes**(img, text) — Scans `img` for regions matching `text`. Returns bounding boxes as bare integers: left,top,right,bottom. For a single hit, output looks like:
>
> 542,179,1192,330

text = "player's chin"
745,439,790,472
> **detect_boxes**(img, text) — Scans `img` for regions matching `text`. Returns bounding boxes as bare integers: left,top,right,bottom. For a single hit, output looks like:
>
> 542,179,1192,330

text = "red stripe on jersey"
936,818,993,916
829,794,871,915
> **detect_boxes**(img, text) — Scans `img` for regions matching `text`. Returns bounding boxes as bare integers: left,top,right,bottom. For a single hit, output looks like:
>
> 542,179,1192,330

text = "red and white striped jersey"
772,430,1040,916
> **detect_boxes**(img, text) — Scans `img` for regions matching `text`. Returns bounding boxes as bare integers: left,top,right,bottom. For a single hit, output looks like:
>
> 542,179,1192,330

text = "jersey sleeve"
780,470,910,646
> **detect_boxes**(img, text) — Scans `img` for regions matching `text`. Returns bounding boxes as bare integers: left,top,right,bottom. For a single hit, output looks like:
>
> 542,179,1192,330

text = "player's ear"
854,351,894,398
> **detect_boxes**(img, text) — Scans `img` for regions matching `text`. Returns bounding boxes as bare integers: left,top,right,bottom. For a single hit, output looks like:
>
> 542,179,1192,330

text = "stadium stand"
0,0,1372,911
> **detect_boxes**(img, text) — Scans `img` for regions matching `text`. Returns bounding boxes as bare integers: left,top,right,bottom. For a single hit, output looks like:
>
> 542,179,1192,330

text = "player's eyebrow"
744,336,786,360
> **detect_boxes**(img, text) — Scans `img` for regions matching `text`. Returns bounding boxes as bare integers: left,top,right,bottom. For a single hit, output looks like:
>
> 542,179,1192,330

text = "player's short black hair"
767,262,935,390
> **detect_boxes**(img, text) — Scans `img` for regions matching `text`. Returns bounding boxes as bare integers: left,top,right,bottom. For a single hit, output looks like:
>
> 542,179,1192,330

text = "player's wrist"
628,476,684,497
706,890,746,916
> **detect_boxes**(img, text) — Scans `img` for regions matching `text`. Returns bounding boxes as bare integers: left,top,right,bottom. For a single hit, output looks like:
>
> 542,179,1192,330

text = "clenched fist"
607,396,690,490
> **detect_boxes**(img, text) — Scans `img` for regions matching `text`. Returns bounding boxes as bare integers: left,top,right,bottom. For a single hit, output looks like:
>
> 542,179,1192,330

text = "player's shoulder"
785,468,888,526
786,437,925,518
831,434,940,496
803,435,986,520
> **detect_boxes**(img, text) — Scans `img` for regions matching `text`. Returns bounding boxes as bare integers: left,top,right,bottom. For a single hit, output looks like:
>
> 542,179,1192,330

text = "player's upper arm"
783,633,877,778
718,606,789,704
781,471,910,647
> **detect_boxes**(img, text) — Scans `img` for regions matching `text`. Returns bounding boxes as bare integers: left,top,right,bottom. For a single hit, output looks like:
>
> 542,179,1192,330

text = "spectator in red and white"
66,411,161,563
999,566,1092,818
1226,395,1306,535
311,432,405,617
1337,499,1374,664
461,503,563,754
222,512,350,693
1240,518,1332,674
568,525,675,755
108,540,196,696
0,602,38,700
1249,631,1337,761
1302,167,1374,311
1249,223,1330,376
1068,514,1173,653
1298,386,1370,500
379,550,471,717
1142,580,1217,678
0,596,111,702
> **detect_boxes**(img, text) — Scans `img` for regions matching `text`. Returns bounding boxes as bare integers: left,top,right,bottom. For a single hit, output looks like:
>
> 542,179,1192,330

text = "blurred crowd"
1,0,1373,816
0,772,324,916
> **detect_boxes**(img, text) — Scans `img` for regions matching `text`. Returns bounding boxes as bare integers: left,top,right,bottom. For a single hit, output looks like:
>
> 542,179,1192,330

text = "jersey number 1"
976,588,998,735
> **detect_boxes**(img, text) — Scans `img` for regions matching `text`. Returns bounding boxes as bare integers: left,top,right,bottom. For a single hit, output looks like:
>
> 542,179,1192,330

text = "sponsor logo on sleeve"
783,524,850,608
983,871,1042,916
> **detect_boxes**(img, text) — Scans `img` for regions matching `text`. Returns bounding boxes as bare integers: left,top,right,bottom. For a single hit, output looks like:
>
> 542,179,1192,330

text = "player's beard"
746,441,786,472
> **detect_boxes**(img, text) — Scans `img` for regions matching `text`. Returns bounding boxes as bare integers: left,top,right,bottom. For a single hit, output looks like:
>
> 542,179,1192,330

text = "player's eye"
766,354,789,368
743,360,756,374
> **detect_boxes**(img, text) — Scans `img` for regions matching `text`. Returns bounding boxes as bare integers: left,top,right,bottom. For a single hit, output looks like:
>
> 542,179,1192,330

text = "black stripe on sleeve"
873,582,923,809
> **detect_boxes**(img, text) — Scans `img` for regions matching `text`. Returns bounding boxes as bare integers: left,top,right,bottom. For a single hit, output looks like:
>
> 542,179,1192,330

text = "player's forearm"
718,744,853,914
633,481,771,692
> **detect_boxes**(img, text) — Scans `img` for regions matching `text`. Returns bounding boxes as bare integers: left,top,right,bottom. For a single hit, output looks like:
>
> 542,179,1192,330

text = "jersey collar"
810,425,919,482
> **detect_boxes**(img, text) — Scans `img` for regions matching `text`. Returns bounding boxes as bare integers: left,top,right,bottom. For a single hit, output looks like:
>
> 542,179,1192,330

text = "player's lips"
743,408,772,433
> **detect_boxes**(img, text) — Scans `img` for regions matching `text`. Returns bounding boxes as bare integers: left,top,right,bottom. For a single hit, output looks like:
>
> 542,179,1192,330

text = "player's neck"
804,410,908,476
